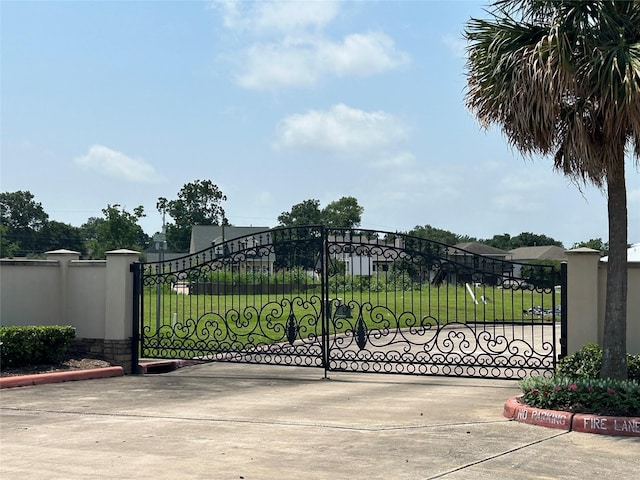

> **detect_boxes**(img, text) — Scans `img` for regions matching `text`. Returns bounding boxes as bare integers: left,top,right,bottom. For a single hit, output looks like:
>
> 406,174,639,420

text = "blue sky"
2,0,639,248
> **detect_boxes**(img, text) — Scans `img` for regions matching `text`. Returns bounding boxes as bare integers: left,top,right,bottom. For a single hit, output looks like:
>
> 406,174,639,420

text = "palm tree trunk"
601,157,628,380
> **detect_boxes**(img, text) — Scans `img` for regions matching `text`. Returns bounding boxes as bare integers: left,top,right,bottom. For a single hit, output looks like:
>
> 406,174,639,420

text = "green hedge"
557,343,640,381
0,326,76,368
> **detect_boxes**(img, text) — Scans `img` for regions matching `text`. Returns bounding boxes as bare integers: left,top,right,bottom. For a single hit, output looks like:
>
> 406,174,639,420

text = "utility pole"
153,209,167,332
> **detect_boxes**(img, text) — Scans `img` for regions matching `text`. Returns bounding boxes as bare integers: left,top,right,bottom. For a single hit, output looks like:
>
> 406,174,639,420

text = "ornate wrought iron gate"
132,226,566,379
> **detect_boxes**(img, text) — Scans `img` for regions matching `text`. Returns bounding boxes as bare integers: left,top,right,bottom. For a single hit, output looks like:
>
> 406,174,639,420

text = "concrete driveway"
1,362,637,479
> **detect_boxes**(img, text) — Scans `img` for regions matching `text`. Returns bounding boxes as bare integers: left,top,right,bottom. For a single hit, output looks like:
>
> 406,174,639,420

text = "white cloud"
274,104,408,155
213,0,339,35
237,32,409,90
237,40,320,90
321,32,409,77
74,145,163,183
214,0,409,90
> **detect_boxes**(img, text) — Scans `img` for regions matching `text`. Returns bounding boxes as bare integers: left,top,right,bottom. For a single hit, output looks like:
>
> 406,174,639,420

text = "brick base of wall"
70,338,133,374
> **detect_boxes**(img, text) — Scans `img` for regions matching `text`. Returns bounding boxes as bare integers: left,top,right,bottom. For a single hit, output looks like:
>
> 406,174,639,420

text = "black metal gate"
132,226,566,379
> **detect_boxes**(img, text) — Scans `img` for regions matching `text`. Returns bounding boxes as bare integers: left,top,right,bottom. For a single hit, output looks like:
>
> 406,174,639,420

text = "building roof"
189,225,271,253
601,243,640,263
509,245,567,262
453,242,510,256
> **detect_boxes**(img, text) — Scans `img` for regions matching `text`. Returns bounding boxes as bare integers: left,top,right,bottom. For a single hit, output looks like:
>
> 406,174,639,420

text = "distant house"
509,245,567,277
444,242,513,285
189,225,274,274
144,245,188,263
189,225,271,254
190,227,405,277
600,242,640,262
454,241,509,256
509,245,567,263
329,234,404,276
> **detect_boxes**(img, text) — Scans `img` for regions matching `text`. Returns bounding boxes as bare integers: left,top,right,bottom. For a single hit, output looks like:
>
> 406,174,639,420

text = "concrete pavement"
1,362,638,479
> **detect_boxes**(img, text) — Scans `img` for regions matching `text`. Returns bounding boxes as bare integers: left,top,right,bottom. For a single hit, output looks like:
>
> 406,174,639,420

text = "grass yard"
139,283,557,346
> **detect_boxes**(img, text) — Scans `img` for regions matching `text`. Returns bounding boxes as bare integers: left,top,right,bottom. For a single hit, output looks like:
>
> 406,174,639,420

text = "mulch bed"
0,357,112,377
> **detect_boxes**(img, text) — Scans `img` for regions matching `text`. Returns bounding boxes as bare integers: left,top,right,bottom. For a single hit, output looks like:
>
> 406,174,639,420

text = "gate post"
560,262,568,359
104,249,140,373
130,261,141,374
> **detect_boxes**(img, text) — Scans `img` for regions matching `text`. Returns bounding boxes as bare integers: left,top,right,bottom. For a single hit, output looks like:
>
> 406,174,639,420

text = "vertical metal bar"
550,264,558,371
130,262,141,374
155,262,161,332
321,226,330,378
560,262,568,359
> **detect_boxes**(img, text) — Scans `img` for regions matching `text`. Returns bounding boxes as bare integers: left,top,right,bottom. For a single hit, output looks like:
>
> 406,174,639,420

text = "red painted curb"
504,396,640,437
573,413,640,437
0,366,124,389
503,396,571,430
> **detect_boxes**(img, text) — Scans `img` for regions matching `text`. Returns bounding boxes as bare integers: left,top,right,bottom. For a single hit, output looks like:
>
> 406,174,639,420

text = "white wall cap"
105,249,140,255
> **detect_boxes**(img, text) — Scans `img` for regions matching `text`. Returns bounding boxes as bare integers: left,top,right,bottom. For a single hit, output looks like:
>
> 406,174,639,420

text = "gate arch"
133,226,565,379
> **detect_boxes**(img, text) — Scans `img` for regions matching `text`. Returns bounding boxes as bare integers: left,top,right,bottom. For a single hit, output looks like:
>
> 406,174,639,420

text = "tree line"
0,182,608,259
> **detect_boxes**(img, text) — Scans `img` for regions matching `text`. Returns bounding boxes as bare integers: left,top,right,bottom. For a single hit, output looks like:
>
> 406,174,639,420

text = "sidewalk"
0,362,637,479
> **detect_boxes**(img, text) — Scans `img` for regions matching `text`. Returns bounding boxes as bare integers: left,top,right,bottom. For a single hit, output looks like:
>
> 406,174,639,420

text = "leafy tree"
81,204,148,259
271,225,323,271
407,224,474,246
465,0,640,379
511,232,563,249
483,233,512,251
520,260,561,289
0,190,49,256
573,238,609,256
158,180,228,252
483,232,563,250
277,199,323,227
322,196,364,228
0,224,20,258
36,221,85,255
277,197,364,229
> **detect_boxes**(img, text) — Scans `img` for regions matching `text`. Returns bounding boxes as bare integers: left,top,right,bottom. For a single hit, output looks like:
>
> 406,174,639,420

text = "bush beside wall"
557,343,640,381
0,325,76,368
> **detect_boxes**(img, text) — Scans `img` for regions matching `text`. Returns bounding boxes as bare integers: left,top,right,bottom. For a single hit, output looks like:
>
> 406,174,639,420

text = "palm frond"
465,0,640,184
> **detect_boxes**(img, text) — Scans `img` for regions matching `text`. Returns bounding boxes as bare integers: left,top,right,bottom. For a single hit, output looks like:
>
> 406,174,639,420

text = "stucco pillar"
565,248,601,354
104,249,139,339
45,249,81,325
104,249,139,373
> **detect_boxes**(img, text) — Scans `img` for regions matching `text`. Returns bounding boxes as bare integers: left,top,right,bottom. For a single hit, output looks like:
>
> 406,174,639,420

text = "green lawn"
139,284,556,346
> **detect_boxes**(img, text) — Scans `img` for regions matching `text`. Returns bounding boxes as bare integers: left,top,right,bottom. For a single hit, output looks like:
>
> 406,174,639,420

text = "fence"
1,246,638,374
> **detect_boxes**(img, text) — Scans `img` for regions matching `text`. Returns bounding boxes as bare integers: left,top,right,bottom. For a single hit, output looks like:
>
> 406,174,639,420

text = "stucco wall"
0,249,139,372
67,261,107,338
566,248,640,356
0,260,61,326
596,262,640,355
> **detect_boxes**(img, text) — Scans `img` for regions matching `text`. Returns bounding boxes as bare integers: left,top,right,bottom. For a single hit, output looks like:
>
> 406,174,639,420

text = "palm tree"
465,0,640,379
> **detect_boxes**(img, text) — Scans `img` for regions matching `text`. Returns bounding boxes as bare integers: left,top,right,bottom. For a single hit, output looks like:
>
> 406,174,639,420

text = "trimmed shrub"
557,343,640,382
518,376,640,417
0,326,76,368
